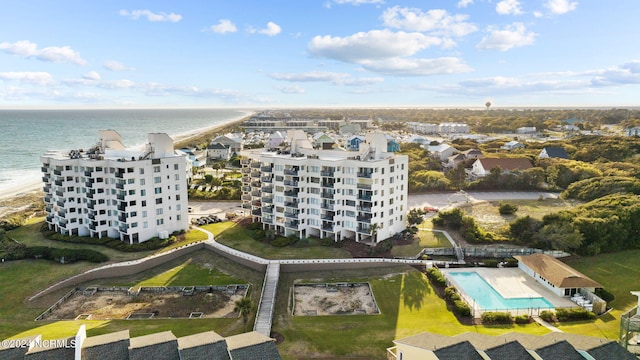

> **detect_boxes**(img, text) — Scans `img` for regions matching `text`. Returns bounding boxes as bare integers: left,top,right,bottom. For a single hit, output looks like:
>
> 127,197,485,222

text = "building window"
154,166,160,173
154,176,161,184
175,174,180,181
177,214,182,221
140,179,145,185
128,189,135,195
156,208,163,215
139,168,144,174
142,211,147,218
157,219,164,225
141,189,146,196
143,221,148,228
141,200,147,207
175,184,180,191
155,198,163,205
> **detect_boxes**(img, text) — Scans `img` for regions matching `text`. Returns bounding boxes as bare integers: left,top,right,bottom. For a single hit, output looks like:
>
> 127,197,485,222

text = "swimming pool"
447,271,554,311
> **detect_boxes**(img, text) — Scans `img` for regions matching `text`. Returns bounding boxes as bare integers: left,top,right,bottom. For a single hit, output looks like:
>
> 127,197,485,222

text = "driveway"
407,191,560,210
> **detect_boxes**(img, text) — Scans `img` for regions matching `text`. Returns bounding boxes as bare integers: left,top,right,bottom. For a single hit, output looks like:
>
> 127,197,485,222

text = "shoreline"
0,110,255,213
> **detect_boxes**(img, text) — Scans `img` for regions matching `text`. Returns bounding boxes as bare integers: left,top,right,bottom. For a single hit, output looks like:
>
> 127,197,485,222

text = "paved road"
407,191,559,210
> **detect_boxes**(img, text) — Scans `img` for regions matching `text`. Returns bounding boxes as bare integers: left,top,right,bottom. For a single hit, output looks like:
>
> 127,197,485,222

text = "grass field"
463,198,579,232
391,230,451,258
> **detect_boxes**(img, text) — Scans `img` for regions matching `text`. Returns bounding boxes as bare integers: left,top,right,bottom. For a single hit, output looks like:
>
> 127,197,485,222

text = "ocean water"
0,108,252,194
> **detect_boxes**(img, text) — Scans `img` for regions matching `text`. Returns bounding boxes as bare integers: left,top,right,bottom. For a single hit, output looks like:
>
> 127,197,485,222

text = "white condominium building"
41,130,189,244
241,131,408,244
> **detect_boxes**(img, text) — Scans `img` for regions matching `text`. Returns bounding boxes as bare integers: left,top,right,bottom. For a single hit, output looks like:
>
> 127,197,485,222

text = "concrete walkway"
254,262,280,336
534,316,563,332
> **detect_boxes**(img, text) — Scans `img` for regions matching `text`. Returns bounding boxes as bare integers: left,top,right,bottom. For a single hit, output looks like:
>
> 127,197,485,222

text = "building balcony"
241,186,252,192
262,196,273,204
57,210,66,217
88,213,95,220
44,195,52,203
241,167,251,174
251,162,261,169
115,172,124,179
54,179,63,186
251,171,261,178
284,200,298,208
55,189,65,197
84,170,92,177
284,190,299,198
251,181,261,188
357,226,371,234
117,204,127,212
45,205,52,213
46,215,54,223
87,202,95,210
56,200,65,207
321,215,334,221
262,207,273,214
284,180,298,187
284,211,298,219
284,168,298,176
262,216,273,224
53,169,62,176
261,176,272,183
357,172,373,178
41,166,49,173
322,224,334,232
320,170,335,177
252,201,262,207
262,187,273,193
115,182,124,190
357,215,372,222
241,159,251,165
285,220,299,229
252,209,262,216
321,191,334,199
58,219,68,228
242,194,252,201
321,182,335,188
357,206,372,213
261,166,273,172
357,183,372,190
358,194,372,201
117,193,126,201
321,203,334,210
251,190,262,197
42,175,50,183
118,214,127,222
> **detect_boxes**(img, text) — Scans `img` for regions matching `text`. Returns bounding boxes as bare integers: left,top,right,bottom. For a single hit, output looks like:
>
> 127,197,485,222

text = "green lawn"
4,250,262,341
214,222,352,259
391,230,451,258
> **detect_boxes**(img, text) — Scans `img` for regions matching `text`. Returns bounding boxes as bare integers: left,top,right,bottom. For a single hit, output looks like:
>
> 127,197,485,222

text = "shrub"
515,314,530,324
498,202,518,215
555,307,596,321
444,286,458,300
540,310,555,322
452,300,471,317
595,288,615,302
481,311,513,324
270,235,299,247
25,246,108,263
225,212,237,220
43,231,176,252
483,259,499,268
426,267,447,287
502,258,519,267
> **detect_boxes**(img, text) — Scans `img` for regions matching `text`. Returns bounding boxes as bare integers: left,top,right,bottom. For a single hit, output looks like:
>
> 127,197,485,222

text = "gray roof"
177,331,230,360
129,331,179,360
226,332,281,360
82,330,130,360
542,146,569,159
434,341,484,360
535,340,583,360
484,341,535,360
24,336,75,360
587,342,639,360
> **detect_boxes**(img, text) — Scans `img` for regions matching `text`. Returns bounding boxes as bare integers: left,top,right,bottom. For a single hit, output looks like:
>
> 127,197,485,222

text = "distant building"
438,122,470,134
41,130,189,244
241,131,408,244
346,135,365,151
427,143,457,161
313,133,336,149
407,122,439,134
388,331,636,360
516,126,537,134
338,123,361,135
207,142,232,161
539,146,569,159
626,126,640,137
471,158,533,177
211,133,243,154
501,140,525,151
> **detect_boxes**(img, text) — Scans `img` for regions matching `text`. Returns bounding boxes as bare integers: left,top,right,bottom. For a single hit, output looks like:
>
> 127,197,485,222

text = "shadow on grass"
401,271,430,312
598,312,617,323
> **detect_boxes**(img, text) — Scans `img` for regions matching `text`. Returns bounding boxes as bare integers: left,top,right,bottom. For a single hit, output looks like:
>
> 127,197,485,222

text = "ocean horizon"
0,108,252,195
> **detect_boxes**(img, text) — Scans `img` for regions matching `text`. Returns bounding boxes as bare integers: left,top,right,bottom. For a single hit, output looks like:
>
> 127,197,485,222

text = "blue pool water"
447,271,554,310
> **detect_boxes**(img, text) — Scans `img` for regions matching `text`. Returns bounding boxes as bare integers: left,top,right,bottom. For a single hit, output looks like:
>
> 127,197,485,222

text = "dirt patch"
42,288,247,320
293,283,379,316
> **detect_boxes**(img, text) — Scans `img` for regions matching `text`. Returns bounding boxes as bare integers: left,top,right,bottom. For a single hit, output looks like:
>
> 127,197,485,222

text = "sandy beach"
0,112,254,218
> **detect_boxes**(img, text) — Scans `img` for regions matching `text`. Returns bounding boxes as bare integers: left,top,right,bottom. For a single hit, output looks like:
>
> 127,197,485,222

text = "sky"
1,0,640,109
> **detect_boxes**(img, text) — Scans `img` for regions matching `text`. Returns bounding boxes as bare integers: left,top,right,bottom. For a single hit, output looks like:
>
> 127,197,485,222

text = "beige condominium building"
241,130,408,244
41,130,189,244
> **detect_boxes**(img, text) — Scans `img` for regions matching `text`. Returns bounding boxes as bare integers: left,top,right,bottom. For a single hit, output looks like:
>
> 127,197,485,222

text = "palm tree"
369,223,379,246
234,297,253,330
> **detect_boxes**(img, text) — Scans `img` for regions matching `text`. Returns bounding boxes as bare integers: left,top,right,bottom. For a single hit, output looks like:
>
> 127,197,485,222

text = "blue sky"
1,0,639,108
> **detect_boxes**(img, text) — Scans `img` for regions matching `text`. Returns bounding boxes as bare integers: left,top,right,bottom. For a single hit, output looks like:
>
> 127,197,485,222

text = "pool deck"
441,267,576,310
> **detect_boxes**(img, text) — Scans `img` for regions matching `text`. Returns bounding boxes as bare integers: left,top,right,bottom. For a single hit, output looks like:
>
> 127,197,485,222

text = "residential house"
338,123,361,135
207,142,232,161
388,331,637,360
626,126,640,137
539,146,569,159
387,139,401,152
470,158,533,177
407,122,439,134
267,131,287,148
501,140,525,151
427,143,457,161
211,133,243,154
446,153,467,169
313,132,335,150
407,134,429,145
346,135,365,151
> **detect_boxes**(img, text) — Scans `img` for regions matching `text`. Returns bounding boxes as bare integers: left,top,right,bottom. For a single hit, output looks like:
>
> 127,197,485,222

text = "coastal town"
1,108,640,359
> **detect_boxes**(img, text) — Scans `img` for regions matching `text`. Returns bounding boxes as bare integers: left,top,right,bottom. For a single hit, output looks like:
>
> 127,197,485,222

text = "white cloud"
332,0,384,5
496,0,524,15
0,40,87,65
82,71,101,81
0,72,54,85
457,0,474,8
591,61,640,86
259,22,282,36
276,85,305,94
381,7,477,37
210,19,237,34
309,29,442,63
103,60,134,72
533,11,544,18
270,71,383,86
544,0,578,15
359,57,473,76
476,23,536,51
119,9,182,22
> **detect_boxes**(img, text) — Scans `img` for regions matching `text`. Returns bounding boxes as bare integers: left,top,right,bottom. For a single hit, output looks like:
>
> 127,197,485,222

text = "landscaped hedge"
25,246,108,263
43,229,178,252
443,286,472,317
481,311,513,324
555,307,596,321
514,314,530,324
540,310,554,322
426,267,447,287
595,288,615,302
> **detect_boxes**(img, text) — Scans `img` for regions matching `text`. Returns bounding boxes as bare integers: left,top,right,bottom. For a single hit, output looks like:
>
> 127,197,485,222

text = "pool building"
441,254,607,317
